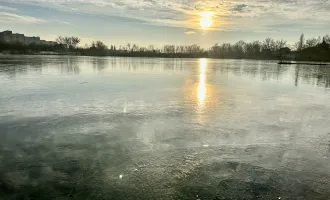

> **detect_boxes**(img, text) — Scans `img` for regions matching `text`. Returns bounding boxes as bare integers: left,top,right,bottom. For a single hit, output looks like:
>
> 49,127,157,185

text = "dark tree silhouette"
56,36,80,49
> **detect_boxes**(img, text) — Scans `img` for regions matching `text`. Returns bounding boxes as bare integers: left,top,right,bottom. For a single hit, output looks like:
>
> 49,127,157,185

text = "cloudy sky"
0,0,329,47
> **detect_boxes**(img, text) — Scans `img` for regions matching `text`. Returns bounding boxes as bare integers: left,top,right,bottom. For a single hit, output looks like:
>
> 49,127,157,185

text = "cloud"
0,11,46,23
184,30,196,35
52,19,70,25
0,5,17,11
231,4,248,12
3,0,330,32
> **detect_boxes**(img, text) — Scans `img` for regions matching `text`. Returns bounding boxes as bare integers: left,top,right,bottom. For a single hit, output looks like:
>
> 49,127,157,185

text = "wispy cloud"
0,11,46,23
184,30,196,35
0,5,17,11
52,19,70,25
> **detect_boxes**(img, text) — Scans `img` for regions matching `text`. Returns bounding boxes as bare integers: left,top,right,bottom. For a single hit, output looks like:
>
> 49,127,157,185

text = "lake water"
0,55,330,199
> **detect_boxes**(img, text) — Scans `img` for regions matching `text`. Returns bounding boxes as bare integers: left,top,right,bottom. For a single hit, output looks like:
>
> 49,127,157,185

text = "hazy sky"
0,0,330,47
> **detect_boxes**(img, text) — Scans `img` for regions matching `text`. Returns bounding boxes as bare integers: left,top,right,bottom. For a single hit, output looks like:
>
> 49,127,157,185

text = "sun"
199,11,214,28
200,18,212,28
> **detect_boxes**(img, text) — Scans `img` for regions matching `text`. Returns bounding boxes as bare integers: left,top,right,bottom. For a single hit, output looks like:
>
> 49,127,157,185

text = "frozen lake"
0,55,330,199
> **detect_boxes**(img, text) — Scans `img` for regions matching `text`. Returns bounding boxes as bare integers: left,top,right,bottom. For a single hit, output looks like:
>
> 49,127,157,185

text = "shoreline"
278,61,330,65
1,52,330,65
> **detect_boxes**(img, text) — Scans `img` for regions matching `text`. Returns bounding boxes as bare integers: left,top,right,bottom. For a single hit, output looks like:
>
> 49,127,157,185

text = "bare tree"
95,41,107,50
148,45,155,52
297,34,305,51
275,39,287,50
323,34,330,44
71,37,80,48
132,44,139,52
56,36,66,47
306,37,319,48
56,36,80,49
262,38,276,51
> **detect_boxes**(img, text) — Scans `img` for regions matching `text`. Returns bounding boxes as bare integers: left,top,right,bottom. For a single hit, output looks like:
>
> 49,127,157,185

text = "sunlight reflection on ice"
198,58,207,105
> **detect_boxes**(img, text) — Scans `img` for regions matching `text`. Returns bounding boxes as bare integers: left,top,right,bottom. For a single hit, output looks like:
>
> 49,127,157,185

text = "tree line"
54,34,330,60
1,34,329,61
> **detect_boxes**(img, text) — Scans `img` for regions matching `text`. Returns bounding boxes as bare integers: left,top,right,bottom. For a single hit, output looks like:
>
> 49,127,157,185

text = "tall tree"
297,34,305,51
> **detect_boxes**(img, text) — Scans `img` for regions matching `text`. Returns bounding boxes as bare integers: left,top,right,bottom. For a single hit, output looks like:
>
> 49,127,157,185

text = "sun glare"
199,12,214,28
200,18,212,28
